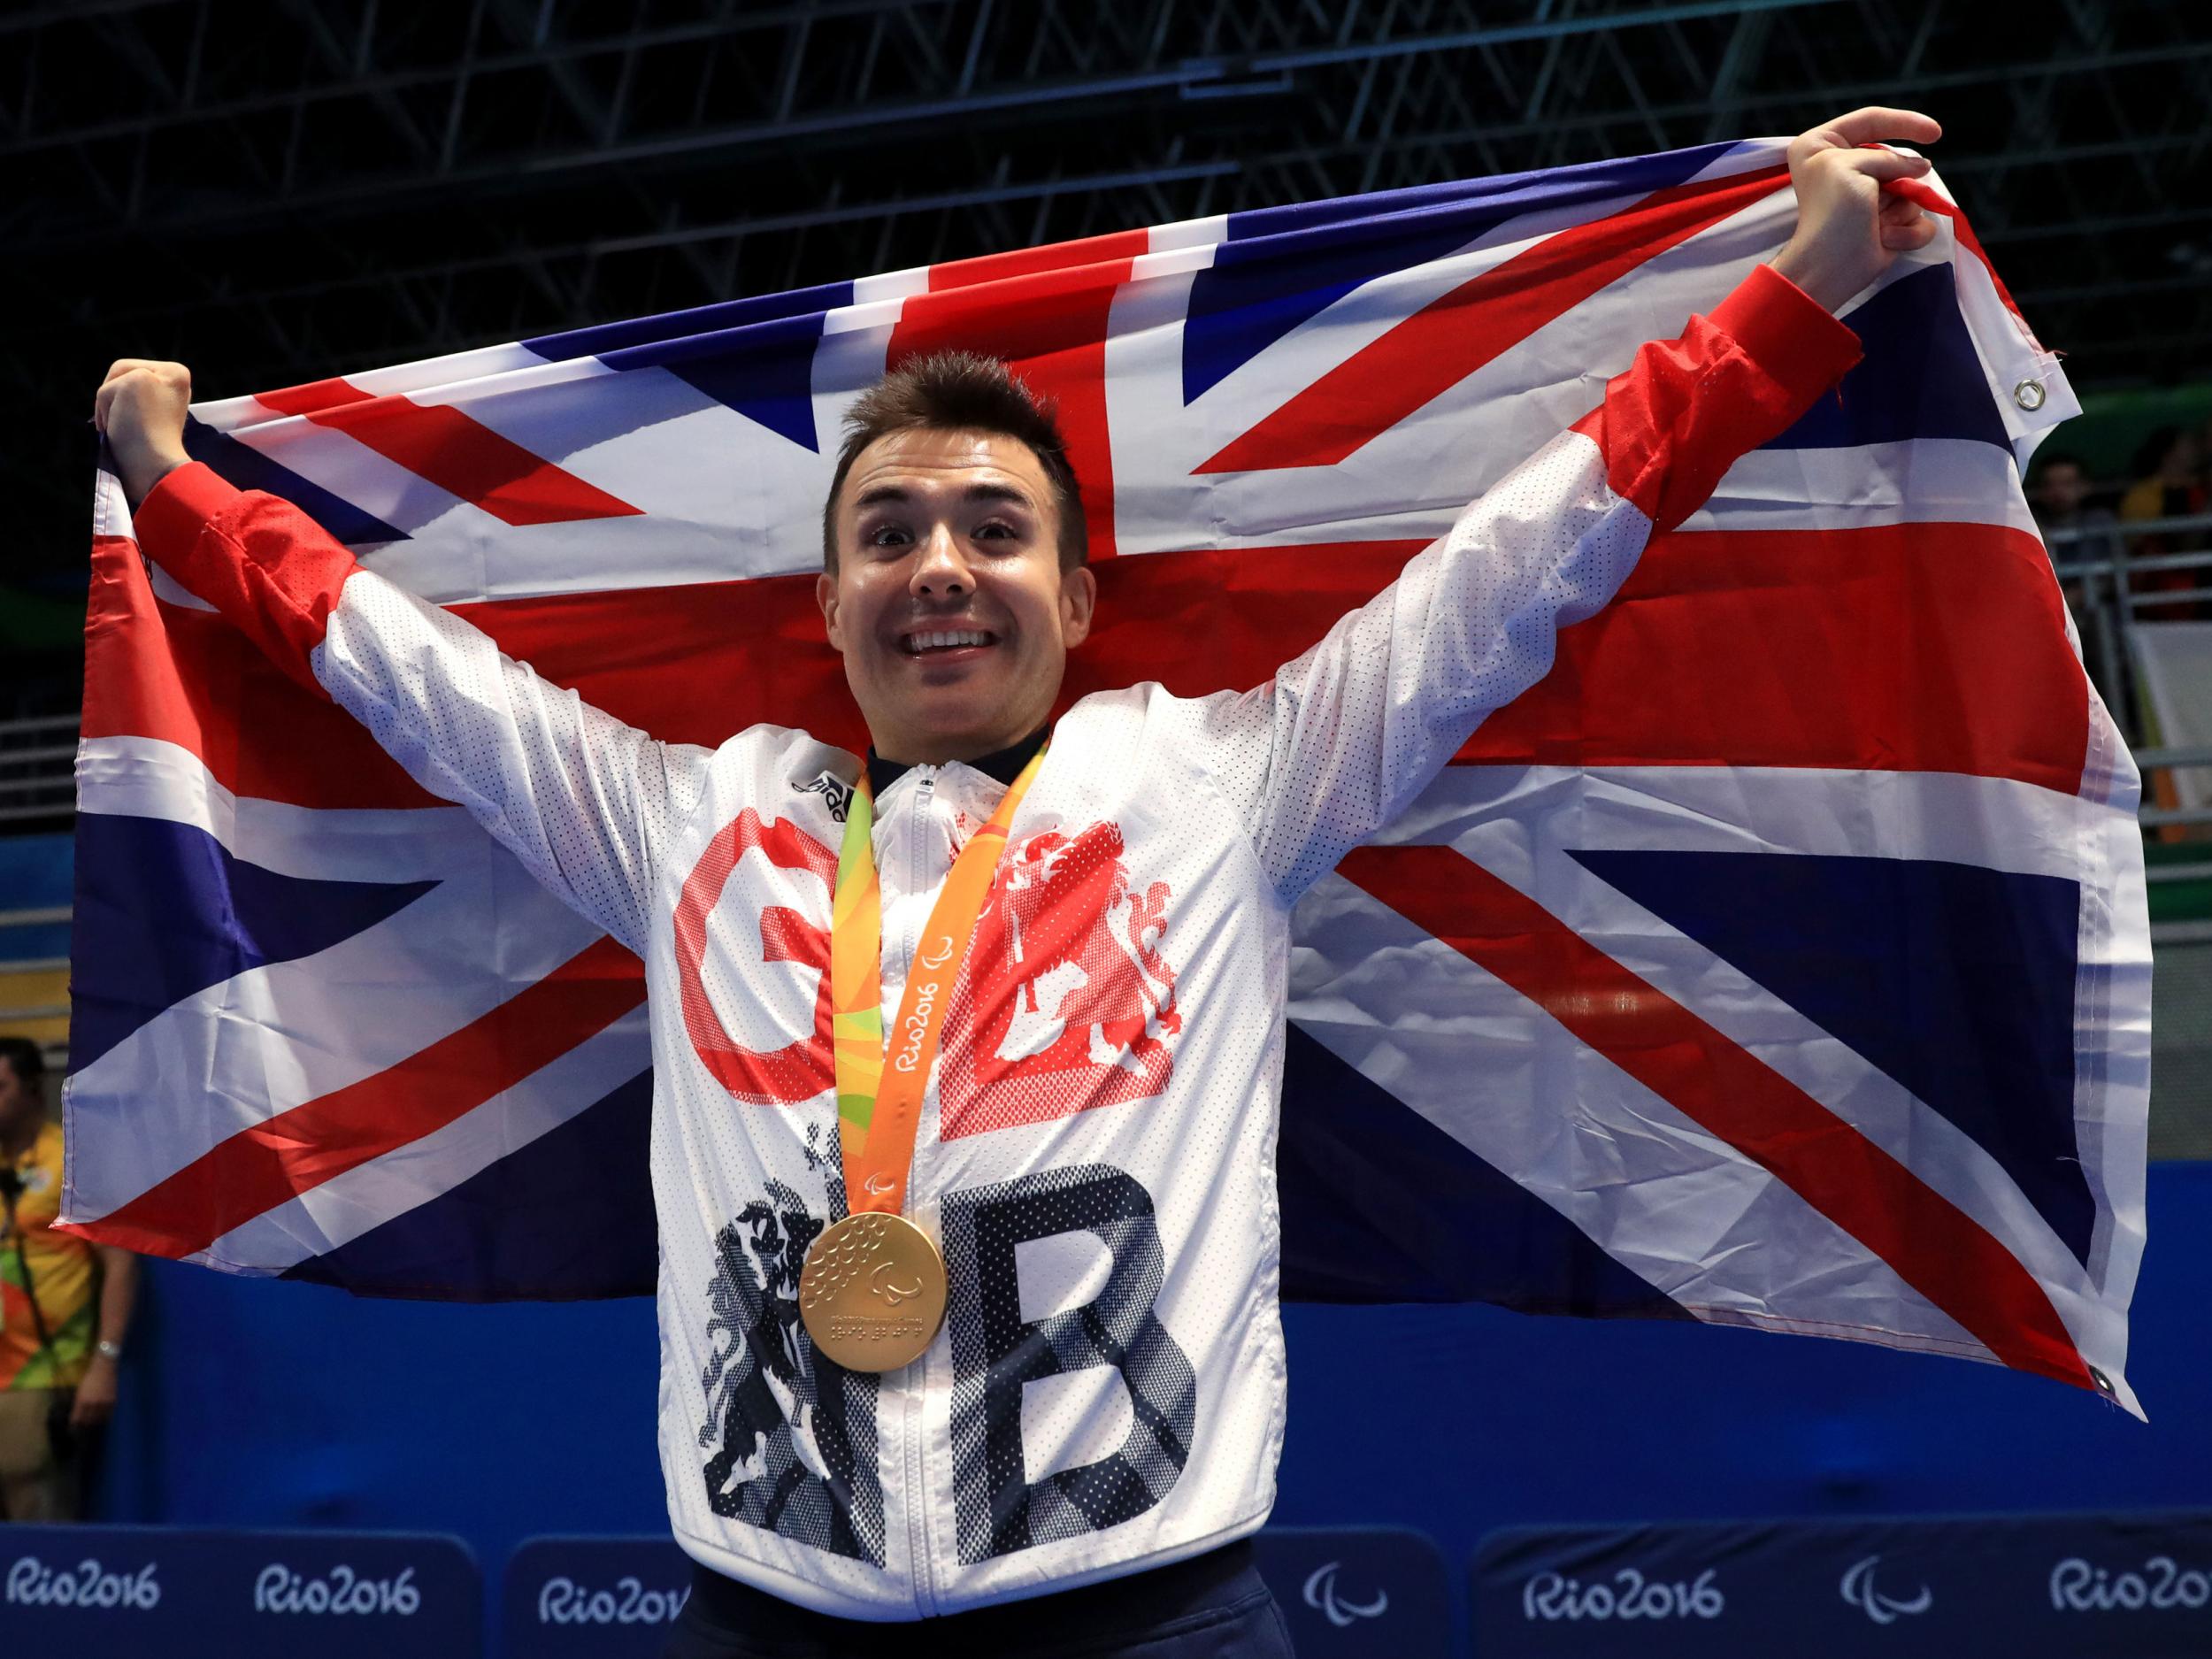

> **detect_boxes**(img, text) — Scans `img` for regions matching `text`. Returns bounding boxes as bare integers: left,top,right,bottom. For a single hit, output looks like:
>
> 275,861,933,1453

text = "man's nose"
908,523,972,596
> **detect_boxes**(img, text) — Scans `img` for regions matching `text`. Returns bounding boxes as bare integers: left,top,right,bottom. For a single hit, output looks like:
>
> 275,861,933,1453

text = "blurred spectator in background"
2030,451,2128,712
2120,424,2207,531
2119,426,2209,619
2031,451,2121,569
0,1035,137,1520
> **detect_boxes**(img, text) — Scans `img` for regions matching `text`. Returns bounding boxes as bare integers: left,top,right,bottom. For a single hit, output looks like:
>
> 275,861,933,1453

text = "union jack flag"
64,138,2151,1413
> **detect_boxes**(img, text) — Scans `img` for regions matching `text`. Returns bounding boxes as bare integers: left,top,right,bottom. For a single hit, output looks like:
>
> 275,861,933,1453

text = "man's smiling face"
818,426,1095,764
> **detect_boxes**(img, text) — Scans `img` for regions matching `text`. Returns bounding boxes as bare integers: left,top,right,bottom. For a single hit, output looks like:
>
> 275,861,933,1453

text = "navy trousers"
664,1540,1295,1658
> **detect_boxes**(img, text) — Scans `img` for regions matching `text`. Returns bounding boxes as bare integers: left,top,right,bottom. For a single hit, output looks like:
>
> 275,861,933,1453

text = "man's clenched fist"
94,358,193,509
1769,107,1943,312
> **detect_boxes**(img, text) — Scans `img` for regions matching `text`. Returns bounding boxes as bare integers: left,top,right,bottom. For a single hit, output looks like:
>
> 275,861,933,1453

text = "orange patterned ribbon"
827,745,1045,1216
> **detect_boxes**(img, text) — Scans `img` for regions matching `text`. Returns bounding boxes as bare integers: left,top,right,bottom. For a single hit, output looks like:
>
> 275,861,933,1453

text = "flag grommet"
2013,379,2047,411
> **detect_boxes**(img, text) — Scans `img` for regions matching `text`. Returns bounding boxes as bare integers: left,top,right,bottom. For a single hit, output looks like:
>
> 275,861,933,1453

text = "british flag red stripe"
1199,163,1789,474
96,511,2086,813
1339,844,2096,1391
251,378,647,528
88,935,646,1260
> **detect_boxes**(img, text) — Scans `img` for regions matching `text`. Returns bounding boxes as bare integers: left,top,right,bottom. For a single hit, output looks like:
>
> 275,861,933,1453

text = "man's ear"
817,570,843,651
1059,565,1098,649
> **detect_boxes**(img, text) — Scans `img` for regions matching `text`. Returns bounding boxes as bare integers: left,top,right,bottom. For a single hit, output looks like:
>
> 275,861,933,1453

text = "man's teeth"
906,629,992,654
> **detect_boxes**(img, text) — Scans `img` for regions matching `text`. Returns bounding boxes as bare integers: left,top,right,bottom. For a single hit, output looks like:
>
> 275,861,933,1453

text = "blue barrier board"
503,1534,693,1656
1473,1510,2212,1656
500,1526,1448,1655
1256,1525,1451,1656
1,1524,479,1657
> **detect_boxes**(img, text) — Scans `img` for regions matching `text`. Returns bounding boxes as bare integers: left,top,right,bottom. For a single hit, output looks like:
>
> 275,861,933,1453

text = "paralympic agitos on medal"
95,109,1939,1655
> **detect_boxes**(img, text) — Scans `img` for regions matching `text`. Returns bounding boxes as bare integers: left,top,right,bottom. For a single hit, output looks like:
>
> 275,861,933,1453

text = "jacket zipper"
904,1376,937,1615
902,770,940,1616
897,772,933,987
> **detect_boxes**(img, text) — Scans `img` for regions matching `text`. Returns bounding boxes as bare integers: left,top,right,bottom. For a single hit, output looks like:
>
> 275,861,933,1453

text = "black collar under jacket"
864,725,1049,801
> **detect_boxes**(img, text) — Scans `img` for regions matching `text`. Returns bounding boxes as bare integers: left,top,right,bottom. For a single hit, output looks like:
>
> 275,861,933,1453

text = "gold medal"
799,1211,949,1373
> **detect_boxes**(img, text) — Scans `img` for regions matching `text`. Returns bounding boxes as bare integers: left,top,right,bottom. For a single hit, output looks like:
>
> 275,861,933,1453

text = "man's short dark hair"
821,351,1087,573
0,1036,44,1090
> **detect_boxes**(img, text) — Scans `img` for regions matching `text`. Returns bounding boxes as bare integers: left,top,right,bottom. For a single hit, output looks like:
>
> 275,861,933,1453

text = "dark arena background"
3,4,2210,1655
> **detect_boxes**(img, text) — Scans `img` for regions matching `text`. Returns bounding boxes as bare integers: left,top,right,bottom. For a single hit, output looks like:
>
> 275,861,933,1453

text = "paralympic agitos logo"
868,1260,924,1305
1839,1555,1932,1624
1302,1561,1388,1627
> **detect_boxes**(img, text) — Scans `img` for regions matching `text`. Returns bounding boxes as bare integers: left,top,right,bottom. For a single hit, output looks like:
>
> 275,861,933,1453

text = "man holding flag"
92,110,1935,1656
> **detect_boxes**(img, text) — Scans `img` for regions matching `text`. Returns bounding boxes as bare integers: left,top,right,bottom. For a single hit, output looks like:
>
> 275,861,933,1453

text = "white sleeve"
317,570,710,956
1194,429,1645,902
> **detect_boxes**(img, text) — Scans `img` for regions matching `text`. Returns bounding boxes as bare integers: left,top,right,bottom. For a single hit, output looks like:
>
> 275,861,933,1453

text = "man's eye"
973,521,1017,541
868,524,911,548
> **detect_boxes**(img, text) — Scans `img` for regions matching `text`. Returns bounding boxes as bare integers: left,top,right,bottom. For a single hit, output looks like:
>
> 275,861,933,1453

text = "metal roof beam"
21,30,2204,249
0,0,962,153
1,0,1839,166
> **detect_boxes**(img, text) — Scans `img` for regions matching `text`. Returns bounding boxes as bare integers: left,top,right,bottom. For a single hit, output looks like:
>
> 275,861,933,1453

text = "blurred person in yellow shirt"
1,1035,137,1520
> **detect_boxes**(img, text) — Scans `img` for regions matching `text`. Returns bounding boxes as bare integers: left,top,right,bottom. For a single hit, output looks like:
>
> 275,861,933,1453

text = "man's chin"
905,712,1013,754
875,693,1042,764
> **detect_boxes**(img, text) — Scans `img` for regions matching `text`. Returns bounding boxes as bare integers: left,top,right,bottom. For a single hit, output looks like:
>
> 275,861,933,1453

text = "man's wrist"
119,449,190,512
1766,242,1852,315
93,1338,123,1362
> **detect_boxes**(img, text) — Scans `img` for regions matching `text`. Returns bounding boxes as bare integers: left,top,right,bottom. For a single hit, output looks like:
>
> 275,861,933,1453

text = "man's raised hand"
94,358,193,509
1769,107,1944,312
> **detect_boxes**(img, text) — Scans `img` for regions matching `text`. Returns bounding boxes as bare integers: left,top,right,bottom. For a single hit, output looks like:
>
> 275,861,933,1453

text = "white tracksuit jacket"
133,264,1859,1618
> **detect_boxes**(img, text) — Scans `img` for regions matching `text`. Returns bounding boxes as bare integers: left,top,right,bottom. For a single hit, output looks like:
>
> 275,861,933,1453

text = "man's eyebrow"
960,481,1035,509
850,480,1036,511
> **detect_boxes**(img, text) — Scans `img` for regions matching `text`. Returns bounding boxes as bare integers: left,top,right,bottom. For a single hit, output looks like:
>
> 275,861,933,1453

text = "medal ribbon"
827,745,1046,1217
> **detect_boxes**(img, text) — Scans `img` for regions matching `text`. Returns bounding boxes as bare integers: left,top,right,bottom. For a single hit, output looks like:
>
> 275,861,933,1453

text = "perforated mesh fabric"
319,572,712,955
1193,431,1648,900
